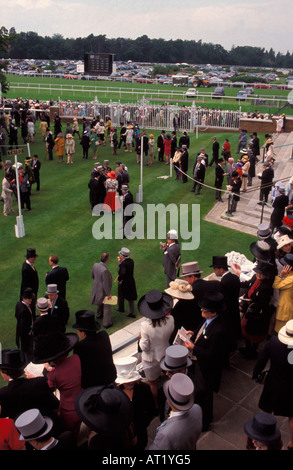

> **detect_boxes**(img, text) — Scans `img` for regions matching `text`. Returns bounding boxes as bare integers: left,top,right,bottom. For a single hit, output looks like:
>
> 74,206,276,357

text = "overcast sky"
1,0,292,55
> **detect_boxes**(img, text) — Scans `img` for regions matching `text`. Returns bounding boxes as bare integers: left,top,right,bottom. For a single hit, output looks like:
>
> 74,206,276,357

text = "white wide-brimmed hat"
114,356,141,384
278,319,293,346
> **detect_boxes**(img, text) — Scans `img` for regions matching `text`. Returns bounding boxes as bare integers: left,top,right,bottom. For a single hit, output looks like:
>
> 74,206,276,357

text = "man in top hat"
258,161,274,204
157,130,165,162
226,170,242,216
72,310,116,389
184,291,228,428
45,254,69,300
117,247,137,318
209,136,220,167
0,349,60,428
31,154,41,191
45,284,70,328
162,230,181,286
121,184,134,239
15,288,35,363
190,154,205,194
148,373,202,450
214,158,226,202
159,344,209,430
270,182,289,233
257,222,277,252
210,255,241,354
90,252,113,328
20,248,39,308
15,408,77,450
33,297,65,337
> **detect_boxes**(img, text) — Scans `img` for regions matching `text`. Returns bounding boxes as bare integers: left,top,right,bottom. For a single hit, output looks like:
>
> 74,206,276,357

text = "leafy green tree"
0,26,12,94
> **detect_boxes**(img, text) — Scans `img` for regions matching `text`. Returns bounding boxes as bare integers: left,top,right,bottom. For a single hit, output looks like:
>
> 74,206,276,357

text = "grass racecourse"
1,75,273,374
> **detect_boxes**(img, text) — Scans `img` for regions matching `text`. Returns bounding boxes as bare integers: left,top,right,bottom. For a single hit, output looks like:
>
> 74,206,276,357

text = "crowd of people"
1,100,293,451
1,210,293,451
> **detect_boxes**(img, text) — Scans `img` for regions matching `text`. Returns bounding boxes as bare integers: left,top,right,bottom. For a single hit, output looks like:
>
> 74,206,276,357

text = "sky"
1,0,292,56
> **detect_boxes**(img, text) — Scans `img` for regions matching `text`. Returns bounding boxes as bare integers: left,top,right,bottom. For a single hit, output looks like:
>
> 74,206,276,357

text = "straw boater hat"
138,290,173,319
163,373,194,411
278,319,293,345
165,279,194,300
244,412,281,445
160,345,192,372
114,356,141,384
277,235,293,251
74,384,133,436
180,261,203,277
15,409,53,442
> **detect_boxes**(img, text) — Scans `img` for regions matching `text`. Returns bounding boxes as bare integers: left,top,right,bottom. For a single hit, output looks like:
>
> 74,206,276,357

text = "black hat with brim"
32,332,79,364
138,290,173,319
74,384,133,436
72,310,100,332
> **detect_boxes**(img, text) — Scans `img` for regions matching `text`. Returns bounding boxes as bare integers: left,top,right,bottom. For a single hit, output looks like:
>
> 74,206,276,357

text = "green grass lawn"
4,74,292,116
0,124,259,356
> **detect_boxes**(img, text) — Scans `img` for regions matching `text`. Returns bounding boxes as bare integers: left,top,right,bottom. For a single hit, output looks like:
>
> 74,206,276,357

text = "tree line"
2,28,293,68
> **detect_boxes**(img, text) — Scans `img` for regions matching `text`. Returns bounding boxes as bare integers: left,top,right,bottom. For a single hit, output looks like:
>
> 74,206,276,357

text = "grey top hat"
160,345,192,371
36,297,49,312
45,284,59,295
180,261,203,277
15,409,53,441
257,223,272,239
119,247,130,258
163,373,194,411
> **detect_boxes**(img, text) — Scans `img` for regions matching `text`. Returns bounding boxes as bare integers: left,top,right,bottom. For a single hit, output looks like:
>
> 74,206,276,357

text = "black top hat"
250,241,271,261
72,310,100,332
21,287,34,300
210,256,230,269
253,260,274,276
198,291,226,313
0,349,26,370
32,332,79,364
244,412,281,444
26,248,38,259
138,290,173,319
75,384,133,436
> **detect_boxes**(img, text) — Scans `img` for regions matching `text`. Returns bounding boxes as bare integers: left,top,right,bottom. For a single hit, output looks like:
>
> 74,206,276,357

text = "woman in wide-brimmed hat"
138,290,174,408
33,331,82,439
252,319,293,450
239,261,274,359
114,355,156,450
74,383,135,450
103,170,121,213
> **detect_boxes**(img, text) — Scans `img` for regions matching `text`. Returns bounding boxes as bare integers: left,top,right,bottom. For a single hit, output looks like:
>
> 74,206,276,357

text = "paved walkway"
109,132,293,450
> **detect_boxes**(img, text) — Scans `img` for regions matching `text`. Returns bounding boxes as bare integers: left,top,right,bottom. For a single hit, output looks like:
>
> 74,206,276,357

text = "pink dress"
47,354,83,438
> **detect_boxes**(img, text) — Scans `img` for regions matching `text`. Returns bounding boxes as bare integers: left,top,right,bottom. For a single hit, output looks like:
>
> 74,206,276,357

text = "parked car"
254,83,272,89
212,86,225,98
244,87,254,94
236,90,248,101
185,88,198,98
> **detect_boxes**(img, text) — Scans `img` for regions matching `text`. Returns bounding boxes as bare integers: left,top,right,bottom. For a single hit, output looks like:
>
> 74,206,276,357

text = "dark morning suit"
122,190,134,238
20,261,39,299
220,271,241,352
157,134,165,161
215,163,225,201
47,431,77,450
191,315,227,426
32,158,41,191
162,242,181,286
15,300,35,363
118,258,137,314
45,294,70,327
73,331,117,389
46,265,69,300
209,140,220,166
0,377,60,427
